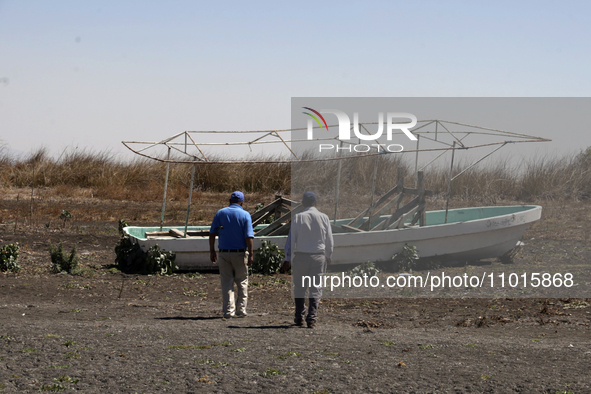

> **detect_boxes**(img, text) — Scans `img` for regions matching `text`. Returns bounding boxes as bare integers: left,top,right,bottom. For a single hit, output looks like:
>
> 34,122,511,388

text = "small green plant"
197,359,229,368
115,236,176,275
183,290,205,297
22,347,38,353
62,340,76,347
347,261,379,278
250,240,284,275
145,245,177,275
54,375,78,384
114,235,147,273
49,243,78,274
59,210,73,227
0,243,20,273
261,368,286,377
39,383,66,392
392,244,420,272
118,219,129,235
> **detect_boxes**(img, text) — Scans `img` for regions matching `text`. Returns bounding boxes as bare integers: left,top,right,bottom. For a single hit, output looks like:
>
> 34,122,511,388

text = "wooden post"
417,171,426,226
366,153,379,230
333,141,343,225
184,163,196,238
273,193,282,222
396,167,404,210
414,134,420,187
445,142,456,224
160,147,171,230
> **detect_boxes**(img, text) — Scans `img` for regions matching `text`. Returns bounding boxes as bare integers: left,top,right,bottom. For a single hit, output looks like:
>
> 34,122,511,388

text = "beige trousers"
218,251,249,316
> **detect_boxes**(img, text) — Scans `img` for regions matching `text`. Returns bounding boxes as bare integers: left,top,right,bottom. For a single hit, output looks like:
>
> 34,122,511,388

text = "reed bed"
1,147,590,204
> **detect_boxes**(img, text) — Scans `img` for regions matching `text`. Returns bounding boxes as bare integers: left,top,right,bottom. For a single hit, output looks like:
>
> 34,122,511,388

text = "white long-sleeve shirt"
284,207,333,262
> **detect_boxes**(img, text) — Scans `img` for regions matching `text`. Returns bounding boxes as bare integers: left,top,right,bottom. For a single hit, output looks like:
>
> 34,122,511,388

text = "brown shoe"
307,321,316,329
294,318,304,326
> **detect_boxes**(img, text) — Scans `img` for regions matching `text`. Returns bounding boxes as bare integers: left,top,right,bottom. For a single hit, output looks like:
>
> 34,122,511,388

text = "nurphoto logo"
302,107,418,153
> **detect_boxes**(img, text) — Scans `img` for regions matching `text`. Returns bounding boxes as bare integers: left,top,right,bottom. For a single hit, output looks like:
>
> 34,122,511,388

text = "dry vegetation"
0,146,590,225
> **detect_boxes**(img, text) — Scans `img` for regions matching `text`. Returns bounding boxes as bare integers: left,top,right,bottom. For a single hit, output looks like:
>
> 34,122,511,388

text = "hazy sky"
1,1,590,160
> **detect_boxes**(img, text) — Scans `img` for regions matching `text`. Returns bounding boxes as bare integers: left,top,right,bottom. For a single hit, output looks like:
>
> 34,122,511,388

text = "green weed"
39,383,65,392
54,375,78,384
261,368,286,377
0,243,20,273
250,240,284,275
183,290,206,297
49,242,78,274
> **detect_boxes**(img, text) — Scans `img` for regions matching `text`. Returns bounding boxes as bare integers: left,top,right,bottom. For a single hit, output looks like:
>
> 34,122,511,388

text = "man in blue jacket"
209,191,254,318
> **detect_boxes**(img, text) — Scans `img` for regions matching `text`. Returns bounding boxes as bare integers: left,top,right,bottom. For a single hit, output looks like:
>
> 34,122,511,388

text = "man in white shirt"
282,191,333,328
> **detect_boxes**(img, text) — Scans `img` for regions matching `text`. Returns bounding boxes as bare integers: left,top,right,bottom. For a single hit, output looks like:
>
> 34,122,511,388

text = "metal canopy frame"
122,120,551,232
122,120,549,164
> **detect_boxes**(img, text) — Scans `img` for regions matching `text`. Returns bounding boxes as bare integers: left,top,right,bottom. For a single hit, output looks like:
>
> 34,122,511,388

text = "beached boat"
123,204,541,270
121,119,548,271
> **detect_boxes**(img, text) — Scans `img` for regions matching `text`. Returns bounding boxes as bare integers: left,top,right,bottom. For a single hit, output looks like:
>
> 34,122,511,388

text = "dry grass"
0,147,590,225
0,148,291,201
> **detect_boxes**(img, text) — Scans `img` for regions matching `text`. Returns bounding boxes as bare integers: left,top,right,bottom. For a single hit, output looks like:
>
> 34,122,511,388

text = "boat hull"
124,205,542,270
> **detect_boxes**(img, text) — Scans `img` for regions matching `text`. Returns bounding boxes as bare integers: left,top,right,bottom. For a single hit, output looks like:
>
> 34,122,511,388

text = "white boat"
121,119,548,271
123,205,541,270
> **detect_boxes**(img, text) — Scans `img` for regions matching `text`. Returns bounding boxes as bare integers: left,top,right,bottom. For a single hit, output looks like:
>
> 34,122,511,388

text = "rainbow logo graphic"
302,107,329,131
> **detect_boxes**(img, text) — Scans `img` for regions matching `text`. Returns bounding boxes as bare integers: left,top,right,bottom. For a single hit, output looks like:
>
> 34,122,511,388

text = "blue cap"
230,191,245,202
302,191,317,206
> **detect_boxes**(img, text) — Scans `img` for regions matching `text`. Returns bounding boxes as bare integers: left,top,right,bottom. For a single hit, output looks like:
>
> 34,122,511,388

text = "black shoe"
294,318,304,326
307,321,316,329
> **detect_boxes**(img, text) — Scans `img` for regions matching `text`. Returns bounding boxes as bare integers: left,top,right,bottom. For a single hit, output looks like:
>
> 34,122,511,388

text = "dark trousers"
291,252,326,323
295,297,320,323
